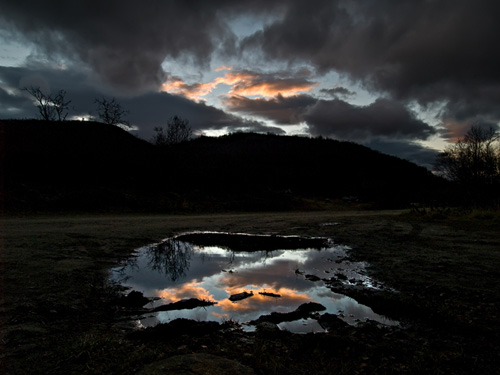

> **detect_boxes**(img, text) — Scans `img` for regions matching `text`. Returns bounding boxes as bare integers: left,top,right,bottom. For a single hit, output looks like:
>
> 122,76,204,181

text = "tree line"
23,86,192,145
435,124,500,206
21,85,500,206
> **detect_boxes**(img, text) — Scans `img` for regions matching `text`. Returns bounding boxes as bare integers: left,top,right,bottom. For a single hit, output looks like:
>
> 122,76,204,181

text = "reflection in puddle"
111,232,397,333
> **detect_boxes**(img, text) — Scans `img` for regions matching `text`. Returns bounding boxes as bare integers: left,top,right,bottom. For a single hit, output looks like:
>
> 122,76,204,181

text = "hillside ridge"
1,119,447,212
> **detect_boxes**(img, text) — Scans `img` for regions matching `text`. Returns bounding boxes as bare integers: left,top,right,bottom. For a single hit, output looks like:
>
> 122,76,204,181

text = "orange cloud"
160,77,217,100
215,65,233,72
156,282,214,302
218,287,313,314
230,78,318,97
160,69,318,100
217,70,317,97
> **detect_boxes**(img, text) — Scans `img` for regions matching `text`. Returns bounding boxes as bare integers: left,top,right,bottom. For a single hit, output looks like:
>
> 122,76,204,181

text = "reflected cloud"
111,232,395,332
214,65,233,72
156,282,214,303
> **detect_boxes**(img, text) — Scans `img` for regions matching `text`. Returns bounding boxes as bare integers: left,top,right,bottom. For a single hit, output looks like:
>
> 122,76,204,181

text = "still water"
111,232,396,333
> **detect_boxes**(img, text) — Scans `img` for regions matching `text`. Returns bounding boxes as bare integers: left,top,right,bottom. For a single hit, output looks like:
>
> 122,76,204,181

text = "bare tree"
434,124,500,186
23,86,71,121
51,90,72,121
94,97,130,127
151,115,192,146
151,126,168,147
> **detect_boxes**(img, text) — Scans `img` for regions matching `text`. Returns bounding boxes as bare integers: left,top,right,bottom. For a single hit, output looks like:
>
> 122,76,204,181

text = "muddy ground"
1,210,499,374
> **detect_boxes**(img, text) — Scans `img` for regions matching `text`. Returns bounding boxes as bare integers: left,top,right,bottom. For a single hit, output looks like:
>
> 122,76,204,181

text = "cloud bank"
1,0,499,167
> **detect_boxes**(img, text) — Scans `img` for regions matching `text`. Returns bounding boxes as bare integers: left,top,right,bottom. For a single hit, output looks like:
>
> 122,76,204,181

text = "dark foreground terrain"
1,210,499,374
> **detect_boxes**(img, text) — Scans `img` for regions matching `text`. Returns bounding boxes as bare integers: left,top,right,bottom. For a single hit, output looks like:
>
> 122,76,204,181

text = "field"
1,210,500,374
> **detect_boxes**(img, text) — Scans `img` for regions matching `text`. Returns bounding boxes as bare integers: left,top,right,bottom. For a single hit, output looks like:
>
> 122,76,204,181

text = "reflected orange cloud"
160,69,317,100
156,282,214,302
218,287,312,314
215,65,233,72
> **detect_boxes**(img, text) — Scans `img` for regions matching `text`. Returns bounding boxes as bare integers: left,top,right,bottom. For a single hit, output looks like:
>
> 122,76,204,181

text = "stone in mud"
305,274,321,281
152,298,216,312
229,291,254,302
258,291,281,298
249,302,327,325
297,302,327,313
317,313,349,331
136,353,255,375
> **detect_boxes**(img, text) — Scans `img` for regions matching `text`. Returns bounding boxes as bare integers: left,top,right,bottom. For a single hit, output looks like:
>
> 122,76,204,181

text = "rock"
249,302,326,326
229,291,254,302
305,274,321,281
258,291,281,298
297,302,326,313
136,353,255,375
152,298,217,312
317,313,349,331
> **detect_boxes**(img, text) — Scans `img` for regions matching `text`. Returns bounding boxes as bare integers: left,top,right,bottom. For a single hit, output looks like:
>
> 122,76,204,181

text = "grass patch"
2,211,500,374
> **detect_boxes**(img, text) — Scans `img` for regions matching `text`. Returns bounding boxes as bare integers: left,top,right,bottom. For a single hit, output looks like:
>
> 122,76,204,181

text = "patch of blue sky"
0,37,30,67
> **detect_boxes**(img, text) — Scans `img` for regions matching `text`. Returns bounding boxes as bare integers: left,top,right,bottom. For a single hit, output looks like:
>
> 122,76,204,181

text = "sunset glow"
2,1,499,167
156,282,214,303
111,233,397,331
160,69,318,101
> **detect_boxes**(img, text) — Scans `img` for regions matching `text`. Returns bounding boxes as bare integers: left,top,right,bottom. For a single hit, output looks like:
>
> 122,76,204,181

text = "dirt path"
1,210,499,374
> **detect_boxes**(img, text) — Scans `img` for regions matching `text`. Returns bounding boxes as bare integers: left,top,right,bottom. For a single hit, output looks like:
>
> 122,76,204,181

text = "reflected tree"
146,239,194,281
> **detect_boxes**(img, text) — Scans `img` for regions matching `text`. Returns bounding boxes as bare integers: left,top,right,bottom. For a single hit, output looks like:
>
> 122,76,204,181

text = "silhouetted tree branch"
94,97,130,127
23,86,71,121
434,125,499,185
52,90,72,121
435,124,500,206
151,115,192,146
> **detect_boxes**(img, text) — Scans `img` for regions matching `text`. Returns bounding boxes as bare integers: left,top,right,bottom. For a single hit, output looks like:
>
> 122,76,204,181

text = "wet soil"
1,210,500,374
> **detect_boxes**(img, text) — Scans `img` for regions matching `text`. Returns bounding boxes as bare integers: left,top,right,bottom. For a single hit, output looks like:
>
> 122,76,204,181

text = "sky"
1,0,499,169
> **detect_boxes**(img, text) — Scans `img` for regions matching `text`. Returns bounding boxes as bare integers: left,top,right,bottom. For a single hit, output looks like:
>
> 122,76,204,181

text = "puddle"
111,232,397,333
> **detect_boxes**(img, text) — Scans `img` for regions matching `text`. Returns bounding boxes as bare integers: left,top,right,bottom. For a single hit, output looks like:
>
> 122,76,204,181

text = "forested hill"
1,120,447,212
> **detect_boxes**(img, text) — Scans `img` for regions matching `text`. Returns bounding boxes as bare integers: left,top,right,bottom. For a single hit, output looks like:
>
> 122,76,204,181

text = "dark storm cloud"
2,0,498,166
223,92,438,166
224,92,435,141
0,65,97,118
320,86,355,99
0,0,240,93
364,139,439,170
223,94,316,125
0,86,36,118
304,98,436,141
0,65,272,137
241,0,500,97
434,85,500,139
241,0,500,131
121,91,280,138
3,1,499,102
